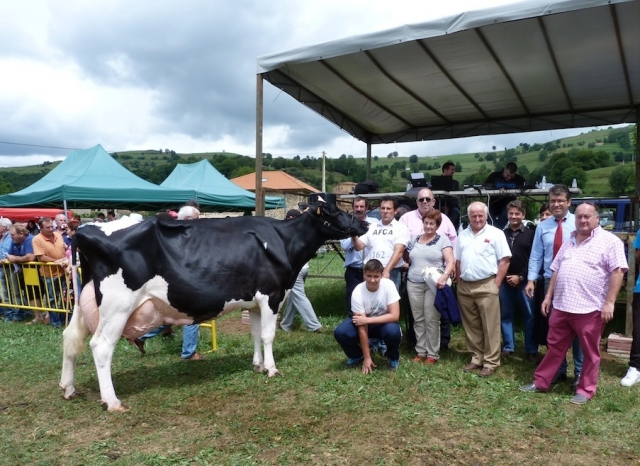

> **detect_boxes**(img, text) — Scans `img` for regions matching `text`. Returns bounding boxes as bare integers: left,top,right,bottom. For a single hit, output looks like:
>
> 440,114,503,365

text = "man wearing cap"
135,206,205,360
280,209,323,332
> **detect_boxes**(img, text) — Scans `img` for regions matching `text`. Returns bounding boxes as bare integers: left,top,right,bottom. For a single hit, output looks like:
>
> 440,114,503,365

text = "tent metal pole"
366,138,371,180
255,74,265,217
63,199,68,219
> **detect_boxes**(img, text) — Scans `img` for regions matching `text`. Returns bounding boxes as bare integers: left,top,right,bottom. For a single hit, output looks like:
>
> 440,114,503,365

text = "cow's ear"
316,206,321,215
298,202,310,210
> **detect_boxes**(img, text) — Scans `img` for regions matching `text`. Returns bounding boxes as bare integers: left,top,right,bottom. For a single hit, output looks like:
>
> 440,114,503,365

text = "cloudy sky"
0,0,602,168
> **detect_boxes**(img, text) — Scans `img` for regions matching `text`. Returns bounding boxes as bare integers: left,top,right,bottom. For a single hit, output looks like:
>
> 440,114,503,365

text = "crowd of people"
4,190,640,404
332,184,637,405
0,212,83,325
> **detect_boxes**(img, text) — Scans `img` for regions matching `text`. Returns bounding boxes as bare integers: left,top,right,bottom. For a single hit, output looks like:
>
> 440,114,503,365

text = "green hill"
0,126,636,196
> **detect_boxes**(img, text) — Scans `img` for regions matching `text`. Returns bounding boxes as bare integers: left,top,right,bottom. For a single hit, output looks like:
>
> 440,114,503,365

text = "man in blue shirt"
340,196,376,317
620,230,640,387
2,224,37,322
525,184,583,390
0,218,15,321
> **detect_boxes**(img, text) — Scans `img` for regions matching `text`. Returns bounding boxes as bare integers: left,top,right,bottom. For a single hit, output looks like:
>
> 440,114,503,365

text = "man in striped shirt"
520,203,627,404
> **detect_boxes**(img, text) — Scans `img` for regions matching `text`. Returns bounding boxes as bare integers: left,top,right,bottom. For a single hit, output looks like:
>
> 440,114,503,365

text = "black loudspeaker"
309,192,337,206
410,173,427,188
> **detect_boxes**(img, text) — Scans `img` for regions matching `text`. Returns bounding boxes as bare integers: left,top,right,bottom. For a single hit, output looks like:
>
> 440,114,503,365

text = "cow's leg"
248,309,265,372
89,303,132,413
60,302,91,400
257,295,279,377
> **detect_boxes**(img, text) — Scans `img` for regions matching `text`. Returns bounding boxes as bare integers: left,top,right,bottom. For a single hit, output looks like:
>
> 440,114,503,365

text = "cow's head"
300,195,369,239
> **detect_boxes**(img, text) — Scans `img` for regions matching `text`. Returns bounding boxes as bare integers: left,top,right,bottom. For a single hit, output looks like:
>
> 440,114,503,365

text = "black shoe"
551,372,568,385
525,353,541,363
571,375,581,393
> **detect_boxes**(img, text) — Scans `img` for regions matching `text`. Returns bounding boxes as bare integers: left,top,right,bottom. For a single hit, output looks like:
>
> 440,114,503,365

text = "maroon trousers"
533,309,604,399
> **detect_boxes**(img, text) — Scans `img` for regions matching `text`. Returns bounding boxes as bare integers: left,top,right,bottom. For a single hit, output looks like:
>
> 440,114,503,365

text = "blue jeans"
334,318,402,361
2,271,25,321
389,268,402,292
140,325,169,341
181,324,199,359
500,281,537,354
141,324,198,358
43,276,65,327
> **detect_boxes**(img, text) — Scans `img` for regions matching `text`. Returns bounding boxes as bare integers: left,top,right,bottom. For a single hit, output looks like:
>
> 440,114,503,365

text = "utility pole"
322,151,326,192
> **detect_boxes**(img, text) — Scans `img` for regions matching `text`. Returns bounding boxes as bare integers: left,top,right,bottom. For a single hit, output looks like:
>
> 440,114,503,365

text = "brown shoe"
478,367,496,377
424,357,438,365
500,351,513,358
463,363,482,372
182,352,204,361
413,355,425,362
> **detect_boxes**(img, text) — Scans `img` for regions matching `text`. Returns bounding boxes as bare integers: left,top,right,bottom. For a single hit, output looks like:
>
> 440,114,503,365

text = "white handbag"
422,266,452,294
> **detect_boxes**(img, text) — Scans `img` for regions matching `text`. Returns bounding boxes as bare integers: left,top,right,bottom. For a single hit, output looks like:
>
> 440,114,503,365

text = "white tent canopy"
257,0,639,145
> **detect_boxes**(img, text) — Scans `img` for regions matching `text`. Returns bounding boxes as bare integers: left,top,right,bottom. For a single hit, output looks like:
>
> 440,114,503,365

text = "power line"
0,140,331,158
0,140,81,151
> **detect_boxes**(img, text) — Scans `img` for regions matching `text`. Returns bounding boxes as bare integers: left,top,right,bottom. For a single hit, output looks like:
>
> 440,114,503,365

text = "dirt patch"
215,311,251,335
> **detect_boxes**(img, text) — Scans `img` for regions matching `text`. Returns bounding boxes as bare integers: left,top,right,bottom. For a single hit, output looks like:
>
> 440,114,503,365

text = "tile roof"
231,171,320,193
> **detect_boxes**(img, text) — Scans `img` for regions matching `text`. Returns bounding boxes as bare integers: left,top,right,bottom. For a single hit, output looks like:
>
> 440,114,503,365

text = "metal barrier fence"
0,261,217,351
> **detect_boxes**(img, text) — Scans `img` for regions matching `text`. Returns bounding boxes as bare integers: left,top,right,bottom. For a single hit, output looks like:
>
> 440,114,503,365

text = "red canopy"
0,208,73,223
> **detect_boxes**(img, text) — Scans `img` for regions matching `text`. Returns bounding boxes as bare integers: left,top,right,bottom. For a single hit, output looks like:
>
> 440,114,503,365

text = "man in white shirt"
455,202,511,377
351,196,410,291
334,259,402,373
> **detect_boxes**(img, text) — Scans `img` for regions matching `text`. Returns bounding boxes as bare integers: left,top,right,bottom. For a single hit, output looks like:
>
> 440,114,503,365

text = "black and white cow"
60,199,368,412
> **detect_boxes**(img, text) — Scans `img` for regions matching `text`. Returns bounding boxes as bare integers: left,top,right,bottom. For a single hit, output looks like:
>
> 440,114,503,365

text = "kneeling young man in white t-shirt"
334,259,402,373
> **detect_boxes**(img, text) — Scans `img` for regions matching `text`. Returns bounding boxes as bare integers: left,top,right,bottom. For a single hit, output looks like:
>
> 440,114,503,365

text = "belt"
461,274,496,283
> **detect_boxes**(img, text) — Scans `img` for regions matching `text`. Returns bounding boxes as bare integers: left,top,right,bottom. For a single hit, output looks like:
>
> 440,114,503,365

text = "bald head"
468,202,488,233
416,188,435,215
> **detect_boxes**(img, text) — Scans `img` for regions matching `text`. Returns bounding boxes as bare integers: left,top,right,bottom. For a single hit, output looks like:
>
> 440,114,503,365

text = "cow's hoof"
61,385,78,400
267,369,281,378
108,404,130,413
101,401,130,413
253,364,265,373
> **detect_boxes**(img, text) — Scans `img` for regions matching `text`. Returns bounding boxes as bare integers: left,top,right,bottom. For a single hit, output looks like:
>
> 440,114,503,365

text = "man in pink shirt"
520,203,627,404
399,188,457,250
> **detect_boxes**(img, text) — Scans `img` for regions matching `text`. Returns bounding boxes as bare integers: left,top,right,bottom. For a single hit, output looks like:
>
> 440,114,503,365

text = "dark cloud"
43,1,326,144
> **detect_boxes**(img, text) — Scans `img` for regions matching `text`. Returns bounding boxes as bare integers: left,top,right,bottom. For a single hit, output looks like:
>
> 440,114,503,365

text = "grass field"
1,252,639,465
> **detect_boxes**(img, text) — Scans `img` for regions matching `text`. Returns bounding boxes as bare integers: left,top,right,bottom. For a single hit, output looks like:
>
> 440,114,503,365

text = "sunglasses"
417,197,433,203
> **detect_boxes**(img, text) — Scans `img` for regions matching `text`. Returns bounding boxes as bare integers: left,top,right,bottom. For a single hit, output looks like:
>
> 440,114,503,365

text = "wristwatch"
518,275,524,282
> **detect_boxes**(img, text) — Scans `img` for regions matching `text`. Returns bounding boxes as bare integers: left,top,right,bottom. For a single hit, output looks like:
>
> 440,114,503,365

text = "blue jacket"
434,285,462,325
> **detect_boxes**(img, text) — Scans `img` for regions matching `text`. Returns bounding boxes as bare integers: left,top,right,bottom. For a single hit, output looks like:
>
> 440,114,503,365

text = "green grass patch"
1,254,639,464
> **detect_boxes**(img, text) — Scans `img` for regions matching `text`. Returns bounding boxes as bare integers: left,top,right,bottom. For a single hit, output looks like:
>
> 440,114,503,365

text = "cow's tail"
62,251,89,360
60,254,90,398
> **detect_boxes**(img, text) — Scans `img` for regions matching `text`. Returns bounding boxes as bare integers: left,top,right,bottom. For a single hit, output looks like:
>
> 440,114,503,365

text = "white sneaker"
620,366,640,387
